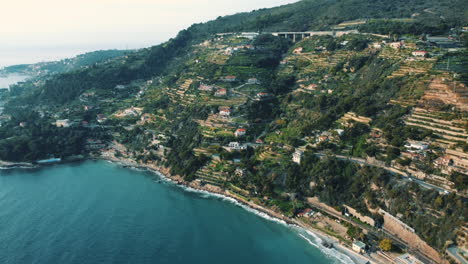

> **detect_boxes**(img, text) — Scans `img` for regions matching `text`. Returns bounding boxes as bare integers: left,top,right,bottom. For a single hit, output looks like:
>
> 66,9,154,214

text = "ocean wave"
0,166,36,170
121,163,358,264
186,187,288,226
151,174,290,226
299,231,356,264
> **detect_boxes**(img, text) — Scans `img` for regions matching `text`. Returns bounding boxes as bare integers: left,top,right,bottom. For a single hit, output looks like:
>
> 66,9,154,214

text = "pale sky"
1,0,298,48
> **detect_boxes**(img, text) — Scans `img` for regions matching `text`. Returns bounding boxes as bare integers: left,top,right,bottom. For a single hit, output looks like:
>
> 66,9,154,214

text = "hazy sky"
1,0,298,49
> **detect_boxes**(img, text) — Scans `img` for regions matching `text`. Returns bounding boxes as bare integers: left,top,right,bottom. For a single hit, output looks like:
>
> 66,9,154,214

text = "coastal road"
313,153,450,194
305,199,440,264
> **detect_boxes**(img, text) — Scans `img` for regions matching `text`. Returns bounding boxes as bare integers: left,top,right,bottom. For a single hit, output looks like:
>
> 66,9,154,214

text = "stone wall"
344,205,375,226
379,209,443,263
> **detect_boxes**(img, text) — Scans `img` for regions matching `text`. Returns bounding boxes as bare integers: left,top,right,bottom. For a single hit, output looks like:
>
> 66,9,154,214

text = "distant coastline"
0,73,30,90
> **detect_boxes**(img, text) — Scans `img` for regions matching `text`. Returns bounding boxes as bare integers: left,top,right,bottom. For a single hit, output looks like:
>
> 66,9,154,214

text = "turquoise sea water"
0,161,351,264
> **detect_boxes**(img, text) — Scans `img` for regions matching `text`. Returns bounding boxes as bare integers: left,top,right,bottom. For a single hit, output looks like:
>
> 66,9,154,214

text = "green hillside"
1,1,467,263
0,49,132,77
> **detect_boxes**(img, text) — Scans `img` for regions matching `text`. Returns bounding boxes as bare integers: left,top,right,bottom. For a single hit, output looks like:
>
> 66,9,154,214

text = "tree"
450,171,467,191
434,196,444,209
379,238,393,251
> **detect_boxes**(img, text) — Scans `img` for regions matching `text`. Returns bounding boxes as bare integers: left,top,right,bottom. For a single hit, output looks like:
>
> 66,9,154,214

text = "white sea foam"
146,168,291,226
120,163,361,264
174,182,289,226
299,231,356,264
0,166,36,170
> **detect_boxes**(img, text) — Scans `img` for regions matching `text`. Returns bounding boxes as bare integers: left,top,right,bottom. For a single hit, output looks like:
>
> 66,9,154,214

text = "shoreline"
99,155,376,264
1,156,375,264
0,160,36,169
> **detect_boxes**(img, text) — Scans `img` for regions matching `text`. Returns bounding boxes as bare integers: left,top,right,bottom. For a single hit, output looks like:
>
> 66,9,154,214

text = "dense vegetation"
7,0,467,106
1,0,466,260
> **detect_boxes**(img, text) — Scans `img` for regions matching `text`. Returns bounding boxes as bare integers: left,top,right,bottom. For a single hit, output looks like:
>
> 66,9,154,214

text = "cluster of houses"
227,142,247,151
433,148,468,175
312,129,344,145
401,141,431,162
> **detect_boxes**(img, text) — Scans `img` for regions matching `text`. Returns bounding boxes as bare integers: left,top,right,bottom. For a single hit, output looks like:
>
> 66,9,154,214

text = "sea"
0,161,355,264
0,45,117,90
0,74,30,90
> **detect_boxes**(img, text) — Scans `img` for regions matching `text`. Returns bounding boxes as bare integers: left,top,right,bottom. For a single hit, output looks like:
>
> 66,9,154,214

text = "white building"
334,129,345,136
228,142,247,151
293,149,304,164
240,32,259,40
352,241,366,254
56,119,71,128
219,107,231,117
247,78,261,85
405,141,429,152
235,168,246,176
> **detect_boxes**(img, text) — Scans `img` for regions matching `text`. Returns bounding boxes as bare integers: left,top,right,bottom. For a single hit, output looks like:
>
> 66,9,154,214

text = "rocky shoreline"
1,154,376,264
0,160,36,169
99,155,376,264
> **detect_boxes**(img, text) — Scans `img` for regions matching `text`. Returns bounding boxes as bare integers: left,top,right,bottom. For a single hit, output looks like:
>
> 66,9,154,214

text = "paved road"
314,153,450,194
306,198,440,264
446,246,467,264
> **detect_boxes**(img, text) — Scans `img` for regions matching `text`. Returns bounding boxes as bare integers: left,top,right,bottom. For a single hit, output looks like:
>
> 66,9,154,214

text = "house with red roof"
234,128,246,137
214,88,227,97
257,92,269,98
219,106,231,116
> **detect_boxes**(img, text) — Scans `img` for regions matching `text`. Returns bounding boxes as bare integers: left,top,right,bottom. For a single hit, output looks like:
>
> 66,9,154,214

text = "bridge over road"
270,30,358,42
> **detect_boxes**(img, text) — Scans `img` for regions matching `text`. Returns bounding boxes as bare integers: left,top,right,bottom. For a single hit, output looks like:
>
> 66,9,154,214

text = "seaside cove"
0,161,355,264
